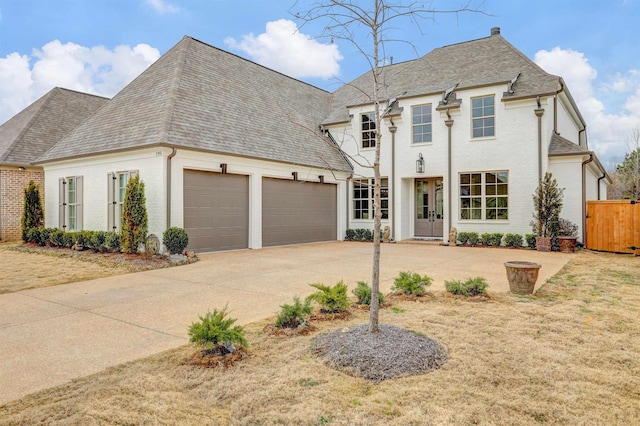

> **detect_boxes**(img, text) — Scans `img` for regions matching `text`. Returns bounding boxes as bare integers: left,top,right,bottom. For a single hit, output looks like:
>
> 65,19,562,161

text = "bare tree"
615,127,640,200
291,0,483,333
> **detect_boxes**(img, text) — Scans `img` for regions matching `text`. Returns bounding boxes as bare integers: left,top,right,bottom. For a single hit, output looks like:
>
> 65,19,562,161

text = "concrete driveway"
0,241,573,404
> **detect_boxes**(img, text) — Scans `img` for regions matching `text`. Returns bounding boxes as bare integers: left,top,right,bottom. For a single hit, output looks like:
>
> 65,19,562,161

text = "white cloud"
0,41,160,124
144,0,179,14
224,19,342,80
535,47,640,169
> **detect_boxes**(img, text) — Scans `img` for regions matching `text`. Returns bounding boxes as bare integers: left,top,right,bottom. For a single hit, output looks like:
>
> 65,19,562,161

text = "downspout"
445,110,454,244
389,121,397,241
553,81,564,134
582,153,594,244
535,97,545,183
166,147,177,229
597,173,606,200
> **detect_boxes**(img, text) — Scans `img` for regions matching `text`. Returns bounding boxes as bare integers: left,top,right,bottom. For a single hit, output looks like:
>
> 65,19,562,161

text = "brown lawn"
0,250,638,425
0,244,192,294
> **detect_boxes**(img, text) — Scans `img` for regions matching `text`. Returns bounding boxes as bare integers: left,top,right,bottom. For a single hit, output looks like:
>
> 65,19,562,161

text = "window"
108,170,138,231
58,176,83,230
353,178,389,220
460,172,508,220
361,113,376,148
412,104,432,143
472,95,495,138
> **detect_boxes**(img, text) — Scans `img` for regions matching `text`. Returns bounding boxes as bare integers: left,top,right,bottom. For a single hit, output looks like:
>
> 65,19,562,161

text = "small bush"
558,218,579,237
88,231,107,252
163,227,189,254
62,232,75,248
480,233,492,246
352,281,385,306
345,229,356,240
492,233,504,246
275,296,313,328
504,233,523,247
105,231,121,252
49,229,65,247
25,227,41,244
392,271,432,296
457,232,470,245
467,232,480,246
445,277,489,296
188,306,247,350
306,281,350,313
525,233,537,249
38,228,54,246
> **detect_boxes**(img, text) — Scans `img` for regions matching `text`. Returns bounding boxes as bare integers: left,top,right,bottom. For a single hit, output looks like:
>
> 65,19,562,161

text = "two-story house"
34,28,608,252
323,27,609,244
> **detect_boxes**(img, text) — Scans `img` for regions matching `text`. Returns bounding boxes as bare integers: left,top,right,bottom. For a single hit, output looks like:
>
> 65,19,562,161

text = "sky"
1,0,639,169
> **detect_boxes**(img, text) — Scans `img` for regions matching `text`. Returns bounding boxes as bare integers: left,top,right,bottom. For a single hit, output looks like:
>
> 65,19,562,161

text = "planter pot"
535,237,552,252
504,261,542,295
558,236,577,253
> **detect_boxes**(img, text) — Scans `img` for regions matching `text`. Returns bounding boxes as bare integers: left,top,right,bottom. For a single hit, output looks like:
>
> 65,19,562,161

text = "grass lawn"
0,250,638,425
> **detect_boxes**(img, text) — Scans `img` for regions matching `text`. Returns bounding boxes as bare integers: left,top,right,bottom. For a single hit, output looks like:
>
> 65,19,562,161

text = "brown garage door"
262,178,337,247
184,170,248,252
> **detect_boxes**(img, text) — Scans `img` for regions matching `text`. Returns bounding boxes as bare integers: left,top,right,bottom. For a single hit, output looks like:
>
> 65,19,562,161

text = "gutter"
166,147,177,229
597,172,606,200
582,153,594,243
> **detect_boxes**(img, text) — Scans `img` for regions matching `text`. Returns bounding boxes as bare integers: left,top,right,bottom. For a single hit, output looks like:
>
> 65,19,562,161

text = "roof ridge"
158,36,191,143
56,87,111,101
1,89,55,161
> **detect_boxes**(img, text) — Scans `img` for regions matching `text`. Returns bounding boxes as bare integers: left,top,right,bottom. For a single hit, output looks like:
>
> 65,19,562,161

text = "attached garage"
183,170,248,253
262,178,337,247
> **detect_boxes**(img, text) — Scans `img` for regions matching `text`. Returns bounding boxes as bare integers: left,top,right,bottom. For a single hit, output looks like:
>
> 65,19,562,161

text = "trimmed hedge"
163,227,189,254
504,233,524,248
23,227,122,252
345,228,374,241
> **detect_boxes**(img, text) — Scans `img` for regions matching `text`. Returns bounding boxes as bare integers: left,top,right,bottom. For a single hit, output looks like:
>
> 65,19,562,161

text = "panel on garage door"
184,170,248,252
262,178,337,247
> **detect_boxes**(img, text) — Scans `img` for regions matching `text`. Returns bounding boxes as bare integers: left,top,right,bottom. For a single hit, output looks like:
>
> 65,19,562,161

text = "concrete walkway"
0,241,573,404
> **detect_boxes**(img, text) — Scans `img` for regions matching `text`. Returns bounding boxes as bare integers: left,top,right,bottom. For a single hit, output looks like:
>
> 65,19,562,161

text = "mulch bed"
263,323,317,337
188,346,247,369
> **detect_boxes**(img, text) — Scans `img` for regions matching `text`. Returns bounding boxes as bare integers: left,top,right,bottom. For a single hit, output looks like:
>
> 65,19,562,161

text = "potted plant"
557,218,579,253
532,172,564,252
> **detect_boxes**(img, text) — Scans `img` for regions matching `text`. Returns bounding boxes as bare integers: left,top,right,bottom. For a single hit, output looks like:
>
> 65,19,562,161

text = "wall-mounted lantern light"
416,153,425,174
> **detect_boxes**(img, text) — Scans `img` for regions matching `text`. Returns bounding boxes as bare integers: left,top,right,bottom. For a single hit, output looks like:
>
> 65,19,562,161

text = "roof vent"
491,27,501,36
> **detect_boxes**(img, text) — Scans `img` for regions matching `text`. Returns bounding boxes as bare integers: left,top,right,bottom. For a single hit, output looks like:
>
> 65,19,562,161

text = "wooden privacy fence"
586,200,640,254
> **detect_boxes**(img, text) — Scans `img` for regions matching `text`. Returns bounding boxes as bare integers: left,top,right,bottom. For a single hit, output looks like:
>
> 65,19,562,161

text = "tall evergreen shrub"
21,180,43,241
121,175,148,254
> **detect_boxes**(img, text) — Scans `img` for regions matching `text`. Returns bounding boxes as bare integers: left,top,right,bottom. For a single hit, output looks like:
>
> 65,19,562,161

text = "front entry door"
415,178,444,238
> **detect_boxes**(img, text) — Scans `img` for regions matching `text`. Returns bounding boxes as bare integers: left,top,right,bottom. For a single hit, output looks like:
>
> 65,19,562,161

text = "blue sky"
1,0,639,168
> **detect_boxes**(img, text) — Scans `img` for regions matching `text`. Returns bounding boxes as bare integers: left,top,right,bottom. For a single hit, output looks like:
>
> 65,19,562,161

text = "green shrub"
105,231,121,252
21,181,43,242
492,233,504,246
121,175,148,254
480,233,492,246
504,233,523,247
306,281,350,313
38,228,53,246
163,227,189,254
349,228,373,241
392,271,432,296
525,233,537,249
457,232,470,245
467,232,480,246
62,232,75,248
345,229,356,240
445,277,489,296
88,231,107,252
275,296,313,328
49,229,65,247
188,306,247,350
25,227,40,244
352,280,385,306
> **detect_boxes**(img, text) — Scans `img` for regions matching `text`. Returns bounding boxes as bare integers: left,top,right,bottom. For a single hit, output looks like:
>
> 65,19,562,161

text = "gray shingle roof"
548,133,590,156
323,32,562,125
38,36,352,172
0,88,107,165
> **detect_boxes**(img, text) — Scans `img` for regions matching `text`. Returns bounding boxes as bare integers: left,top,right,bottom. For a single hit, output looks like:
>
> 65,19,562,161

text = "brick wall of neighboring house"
0,168,44,241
